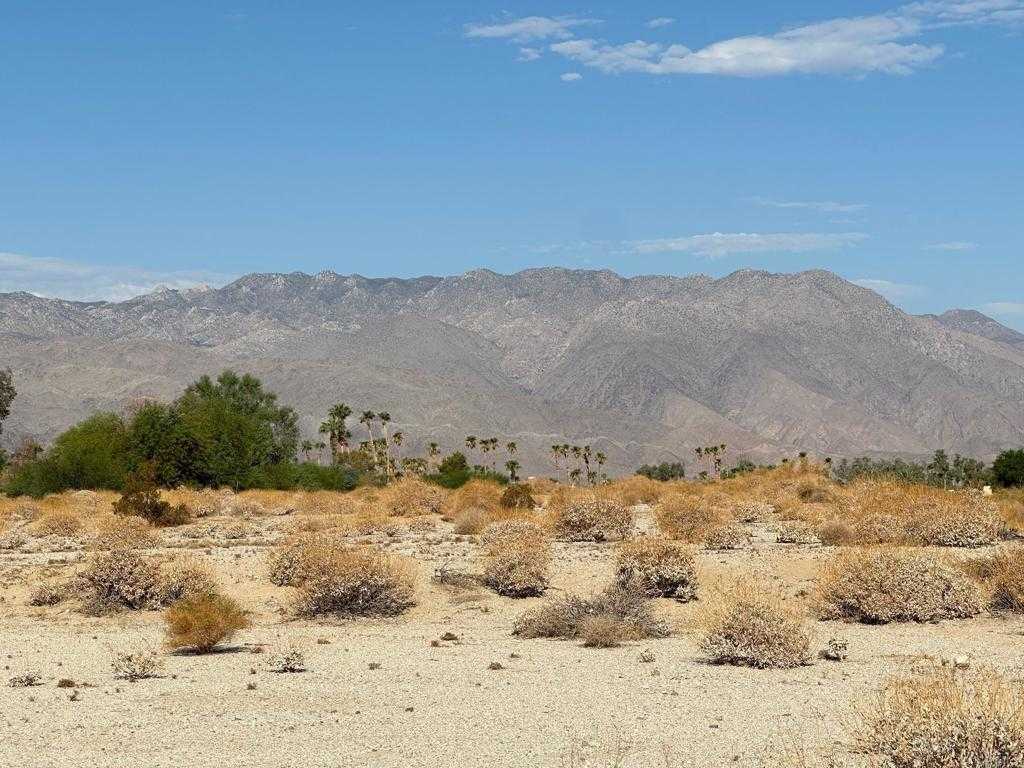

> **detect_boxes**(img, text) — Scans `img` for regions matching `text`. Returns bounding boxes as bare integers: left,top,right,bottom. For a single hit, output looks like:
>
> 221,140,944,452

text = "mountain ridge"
3,267,1023,472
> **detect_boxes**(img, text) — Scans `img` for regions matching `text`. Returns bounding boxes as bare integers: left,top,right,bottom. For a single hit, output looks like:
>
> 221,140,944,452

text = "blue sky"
1,2,1021,327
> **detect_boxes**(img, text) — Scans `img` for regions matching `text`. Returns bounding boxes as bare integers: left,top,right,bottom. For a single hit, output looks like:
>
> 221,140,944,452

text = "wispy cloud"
517,47,542,61
464,15,600,43
753,197,868,214
925,240,978,251
469,2,1024,77
632,232,868,258
853,278,925,300
560,72,583,82
646,17,676,29
0,252,234,302
983,301,1024,315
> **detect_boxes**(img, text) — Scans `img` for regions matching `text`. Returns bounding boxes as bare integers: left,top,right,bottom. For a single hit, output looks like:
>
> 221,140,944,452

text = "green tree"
174,371,299,489
319,403,352,462
0,368,14,442
125,402,200,487
993,449,1024,488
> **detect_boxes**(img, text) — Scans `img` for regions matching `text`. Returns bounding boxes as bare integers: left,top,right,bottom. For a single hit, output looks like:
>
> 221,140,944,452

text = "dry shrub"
905,494,1003,547
796,479,834,504
730,499,774,523
700,584,812,669
500,484,536,510
28,583,66,606
513,581,668,641
380,477,446,517
704,523,750,550
94,515,156,550
600,476,666,507
442,480,503,521
268,533,348,587
817,519,856,546
855,665,1024,768
112,649,164,681
817,548,982,624
655,493,728,543
77,549,164,612
962,546,1024,613
580,614,625,648
342,510,400,537
31,511,82,538
551,498,633,542
164,593,249,653
481,520,550,597
266,644,306,673
775,520,819,545
158,558,218,604
288,544,417,617
614,537,696,601
452,506,526,535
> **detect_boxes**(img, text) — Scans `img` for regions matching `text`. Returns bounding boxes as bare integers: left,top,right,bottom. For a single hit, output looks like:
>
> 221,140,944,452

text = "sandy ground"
1,514,1023,768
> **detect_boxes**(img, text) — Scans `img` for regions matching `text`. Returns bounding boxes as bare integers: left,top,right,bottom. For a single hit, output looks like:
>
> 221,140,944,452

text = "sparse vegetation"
112,649,164,681
700,585,812,669
962,546,1024,612
817,548,982,623
164,593,250,653
550,498,633,542
614,537,696,600
481,520,550,597
513,581,669,641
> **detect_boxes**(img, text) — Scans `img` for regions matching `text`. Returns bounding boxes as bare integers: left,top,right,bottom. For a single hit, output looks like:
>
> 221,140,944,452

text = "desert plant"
655,493,727,543
703,523,750,550
380,476,446,517
77,548,164,612
31,511,82,538
817,548,982,624
962,546,1024,613
113,464,190,527
266,644,306,673
28,583,66,606
551,498,633,542
111,649,164,681
158,558,218,604
500,483,536,510
292,545,416,617
614,537,696,601
579,614,626,648
855,665,1024,768
94,514,157,549
700,585,812,669
513,581,668,641
480,520,550,597
164,593,250,653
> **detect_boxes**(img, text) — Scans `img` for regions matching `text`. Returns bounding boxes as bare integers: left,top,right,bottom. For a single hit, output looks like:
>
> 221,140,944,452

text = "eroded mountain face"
3,267,1023,472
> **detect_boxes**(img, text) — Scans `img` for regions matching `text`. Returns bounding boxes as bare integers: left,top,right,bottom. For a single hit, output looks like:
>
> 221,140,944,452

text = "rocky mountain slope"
3,268,1023,473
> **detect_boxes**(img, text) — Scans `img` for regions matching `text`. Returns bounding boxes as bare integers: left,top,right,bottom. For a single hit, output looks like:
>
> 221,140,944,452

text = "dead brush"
92,514,156,550
442,480,503,521
77,548,164,612
614,537,696,601
700,583,813,669
284,542,417,617
379,477,446,517
453,506,529,535
268,533,349,587
817,547,982,624
655,493,729,543
164,593,250,653
598,476,666,507
31,510,82,538
480,520,550,597
550,498,633,542
961,546,1024,613
854,665,1024,768
513,580,669,641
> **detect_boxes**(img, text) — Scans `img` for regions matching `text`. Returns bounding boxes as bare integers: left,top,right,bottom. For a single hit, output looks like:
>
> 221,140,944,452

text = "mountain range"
3,267,1023,474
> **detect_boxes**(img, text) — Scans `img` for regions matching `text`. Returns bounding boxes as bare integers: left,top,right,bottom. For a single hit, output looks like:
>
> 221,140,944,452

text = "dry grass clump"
655,493,728,543
442,480,503,520
31,510,82,538
452,506,529,535
480,520,550,597
500,484,536,510
599,476,666,507
93,515,156,550
550,498,633,542
513,581,669,641
817,548,982,624
579,614,626,648
817,519,857,546
775,520,819,545
112,649,164,681
28,582,66,606
164,593,250,653
614,537,696,601
158,558,218,604
962,546,1024,613
855,665,1024,768
795,479,835,504
77,549,165,612
700,584,813,669
279,541,417,617
379,477,446,517
703,523,750,550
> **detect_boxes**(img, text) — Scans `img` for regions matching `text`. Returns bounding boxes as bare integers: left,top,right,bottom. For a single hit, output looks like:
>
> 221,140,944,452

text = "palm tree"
315,441,326,464
505,459,521,483
391,431,404,476
506,441,517,456
319,403,352,462
300,439,314,462
428,442,441,472
359,411,380,469
378,411,394,480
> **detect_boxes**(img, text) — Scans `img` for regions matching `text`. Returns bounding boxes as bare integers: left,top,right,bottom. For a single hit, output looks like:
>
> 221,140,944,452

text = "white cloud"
560,72,583,82
517,47,542,61
632,232,868,258
754,197,868,213
925,240,978,250
471,2,1023,78
646,17,676,29
0,252,234,302
983,301,1024,315
464,16,599,43
853,278,925,299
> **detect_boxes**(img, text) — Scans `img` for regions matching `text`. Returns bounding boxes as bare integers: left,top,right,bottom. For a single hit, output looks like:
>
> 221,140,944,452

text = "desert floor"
2,503,1022,768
